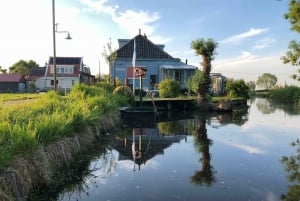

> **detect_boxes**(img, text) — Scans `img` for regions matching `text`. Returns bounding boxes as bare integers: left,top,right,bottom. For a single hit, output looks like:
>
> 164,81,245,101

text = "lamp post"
52,0,71,92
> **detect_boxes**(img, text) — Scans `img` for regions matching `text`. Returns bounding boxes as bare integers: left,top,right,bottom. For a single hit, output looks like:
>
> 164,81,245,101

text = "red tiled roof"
0,74,25,82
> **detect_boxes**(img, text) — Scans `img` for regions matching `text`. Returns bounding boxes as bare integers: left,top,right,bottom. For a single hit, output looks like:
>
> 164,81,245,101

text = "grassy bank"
0,84,127,171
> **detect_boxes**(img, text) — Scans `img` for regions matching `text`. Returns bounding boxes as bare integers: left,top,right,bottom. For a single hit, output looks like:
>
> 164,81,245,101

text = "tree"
0,66,7,74
246,81,256,91
256,73,278,89
281,0,300,81
102,38,117,85
191,38,218,108
9,60,39,76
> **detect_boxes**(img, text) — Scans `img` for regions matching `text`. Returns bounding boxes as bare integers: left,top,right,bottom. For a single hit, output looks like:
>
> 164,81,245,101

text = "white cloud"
225,141,265,154
220,28,268,44
252,37,276,49
80,0,117,15
79,0,160,37
113,10,160,36
212,52,300,86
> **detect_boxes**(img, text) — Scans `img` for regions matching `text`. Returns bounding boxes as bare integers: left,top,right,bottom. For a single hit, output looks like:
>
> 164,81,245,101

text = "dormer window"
50,65,74,74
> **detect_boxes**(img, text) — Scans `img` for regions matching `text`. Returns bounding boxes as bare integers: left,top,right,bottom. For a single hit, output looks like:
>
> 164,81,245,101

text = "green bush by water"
159,79,181,98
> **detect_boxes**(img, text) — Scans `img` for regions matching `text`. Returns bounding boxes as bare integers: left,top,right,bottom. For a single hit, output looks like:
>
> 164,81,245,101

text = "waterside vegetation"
0,83,127,171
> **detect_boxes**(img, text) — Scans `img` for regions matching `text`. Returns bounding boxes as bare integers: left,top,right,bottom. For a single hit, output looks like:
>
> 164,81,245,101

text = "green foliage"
225,79,250,99
28,82,37,92
282,0,300,81
281,40,300,81
256,73,278,89
158,79,181,98
0,84,126,171
270,86,300,106
113,85,132,96
284,0,300,33
113,86,133,104
157,121,182,135
280,139,300,201
246,81,256,91
187,69,203,93
9,59,39,76
191,38,218,61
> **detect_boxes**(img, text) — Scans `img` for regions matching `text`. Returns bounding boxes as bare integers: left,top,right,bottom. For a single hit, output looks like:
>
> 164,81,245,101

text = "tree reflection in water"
191,113,216,186
280,139,300,201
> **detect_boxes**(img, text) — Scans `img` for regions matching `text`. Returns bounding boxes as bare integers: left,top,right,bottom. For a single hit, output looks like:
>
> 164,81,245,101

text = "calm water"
38,98,300,201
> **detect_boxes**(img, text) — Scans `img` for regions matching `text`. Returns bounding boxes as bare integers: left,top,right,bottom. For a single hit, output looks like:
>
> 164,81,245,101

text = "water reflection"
256,98,300,115
191,113,216,186
28,108,251,200
27,139,113,201
280,139,300,201
256,98,276,114
113,126,187,171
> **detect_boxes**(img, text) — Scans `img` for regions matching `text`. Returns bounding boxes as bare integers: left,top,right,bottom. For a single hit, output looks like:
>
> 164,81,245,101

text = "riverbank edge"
0,111,121,201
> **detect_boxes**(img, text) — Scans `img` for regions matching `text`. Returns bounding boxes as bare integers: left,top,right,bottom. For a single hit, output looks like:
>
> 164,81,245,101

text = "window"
51,80,58,86
50,65,74,74
175,70,183,84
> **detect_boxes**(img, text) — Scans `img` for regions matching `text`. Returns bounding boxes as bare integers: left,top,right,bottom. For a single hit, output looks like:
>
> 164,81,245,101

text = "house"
210,73,226,95
110,32,197,90
0,74,26,93
26,67,47,91
41,57,95,92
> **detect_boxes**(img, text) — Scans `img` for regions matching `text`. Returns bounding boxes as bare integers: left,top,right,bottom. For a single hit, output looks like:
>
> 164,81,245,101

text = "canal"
29,98,300,201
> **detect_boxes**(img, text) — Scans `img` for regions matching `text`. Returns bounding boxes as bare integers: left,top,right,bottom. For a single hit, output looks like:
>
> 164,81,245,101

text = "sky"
0,0,299,86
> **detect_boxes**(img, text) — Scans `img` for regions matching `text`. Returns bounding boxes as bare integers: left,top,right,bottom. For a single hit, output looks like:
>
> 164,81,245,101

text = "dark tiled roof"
28,67,46,76
0,74,24,82
115,34,174,59
49,57,82,65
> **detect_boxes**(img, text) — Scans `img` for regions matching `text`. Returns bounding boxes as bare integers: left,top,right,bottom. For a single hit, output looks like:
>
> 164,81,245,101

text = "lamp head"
66,32,72,40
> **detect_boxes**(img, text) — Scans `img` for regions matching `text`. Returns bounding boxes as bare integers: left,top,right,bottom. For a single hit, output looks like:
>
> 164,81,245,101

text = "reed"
270,86,300,107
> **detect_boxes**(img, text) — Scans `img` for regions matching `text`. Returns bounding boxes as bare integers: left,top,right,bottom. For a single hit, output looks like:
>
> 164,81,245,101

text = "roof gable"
115,34,174,60
0,74,25,82
28,67,46,76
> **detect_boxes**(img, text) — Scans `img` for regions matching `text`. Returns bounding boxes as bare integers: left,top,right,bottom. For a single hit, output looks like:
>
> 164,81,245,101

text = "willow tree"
191,38,218,108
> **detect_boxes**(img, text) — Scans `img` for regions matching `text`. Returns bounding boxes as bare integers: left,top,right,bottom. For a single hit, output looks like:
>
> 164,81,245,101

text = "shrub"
113,86,133,103
187,69,204,93
225,79,249,99
159,79,181,98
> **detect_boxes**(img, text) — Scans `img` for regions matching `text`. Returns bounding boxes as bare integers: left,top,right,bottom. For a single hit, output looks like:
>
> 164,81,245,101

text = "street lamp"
52,0,72,92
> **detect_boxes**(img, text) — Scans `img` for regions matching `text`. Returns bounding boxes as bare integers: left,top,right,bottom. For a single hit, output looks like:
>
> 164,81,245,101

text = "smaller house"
160,65,197,89
0,74,26,93
38,57,95,92
210,73,226,95
26,67,47,91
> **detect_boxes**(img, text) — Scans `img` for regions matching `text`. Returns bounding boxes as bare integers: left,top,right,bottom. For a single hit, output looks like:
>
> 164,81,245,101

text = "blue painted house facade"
109,33,197,91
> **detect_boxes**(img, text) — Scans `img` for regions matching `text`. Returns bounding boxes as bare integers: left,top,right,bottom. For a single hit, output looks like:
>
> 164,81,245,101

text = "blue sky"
0,0,299,86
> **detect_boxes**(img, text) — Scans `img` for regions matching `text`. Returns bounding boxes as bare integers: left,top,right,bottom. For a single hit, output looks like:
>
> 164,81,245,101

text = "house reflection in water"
113,124,188,171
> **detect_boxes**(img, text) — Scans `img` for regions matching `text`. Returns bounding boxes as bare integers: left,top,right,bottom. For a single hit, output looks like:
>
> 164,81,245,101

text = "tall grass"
270,86,300,107
0,84,128,171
